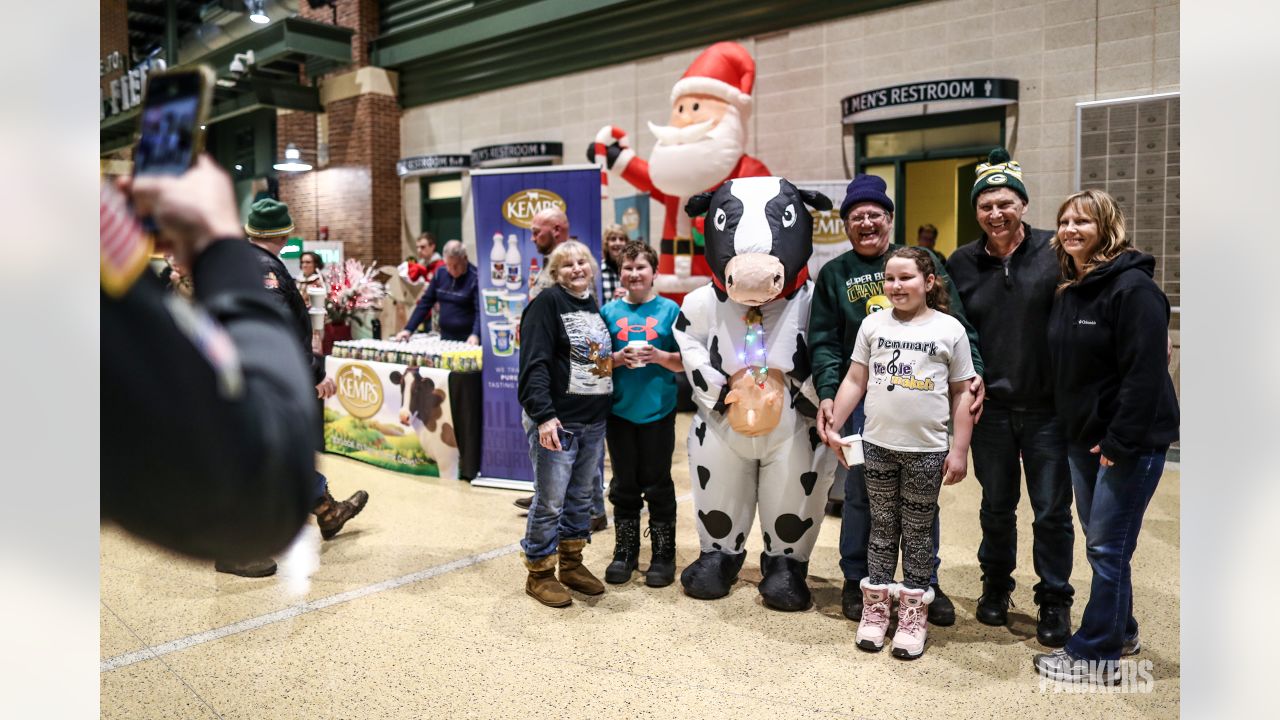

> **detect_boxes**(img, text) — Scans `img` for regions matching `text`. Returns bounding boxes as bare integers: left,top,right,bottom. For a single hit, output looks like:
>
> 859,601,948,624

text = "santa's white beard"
648,106,746,198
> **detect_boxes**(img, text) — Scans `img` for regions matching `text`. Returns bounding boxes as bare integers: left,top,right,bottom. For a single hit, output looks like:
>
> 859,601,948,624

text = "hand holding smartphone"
132,66,214,178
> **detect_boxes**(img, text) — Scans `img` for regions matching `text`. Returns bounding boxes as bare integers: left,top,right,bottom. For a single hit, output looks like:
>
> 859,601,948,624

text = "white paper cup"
626,339,649,367
307,286,326,311
840,434,865,466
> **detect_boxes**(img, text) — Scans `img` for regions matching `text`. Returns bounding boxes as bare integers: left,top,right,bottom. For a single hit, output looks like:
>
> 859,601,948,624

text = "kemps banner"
469,164,603,489
797,180,852,281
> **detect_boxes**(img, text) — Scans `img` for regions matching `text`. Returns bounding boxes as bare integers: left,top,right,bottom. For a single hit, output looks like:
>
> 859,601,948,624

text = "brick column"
277,0,402,266
100,0,129,117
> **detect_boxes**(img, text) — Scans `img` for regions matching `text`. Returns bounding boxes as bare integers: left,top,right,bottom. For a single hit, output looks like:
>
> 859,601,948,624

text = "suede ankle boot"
605,518,641,584
644,521,676,588
891,586,935,660
558,538,605,595
524,554,571,607
855,579,892,652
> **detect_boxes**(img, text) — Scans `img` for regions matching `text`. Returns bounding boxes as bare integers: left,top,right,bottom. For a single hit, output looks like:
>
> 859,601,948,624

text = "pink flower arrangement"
323,258,386,325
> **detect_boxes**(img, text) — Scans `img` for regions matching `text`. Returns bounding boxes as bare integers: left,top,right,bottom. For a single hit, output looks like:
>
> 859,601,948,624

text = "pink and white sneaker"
891,586,935,659
855,579,892,652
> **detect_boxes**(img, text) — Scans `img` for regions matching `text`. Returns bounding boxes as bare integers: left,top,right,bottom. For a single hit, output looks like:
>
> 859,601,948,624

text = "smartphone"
556,428,576,450
132,66,214,177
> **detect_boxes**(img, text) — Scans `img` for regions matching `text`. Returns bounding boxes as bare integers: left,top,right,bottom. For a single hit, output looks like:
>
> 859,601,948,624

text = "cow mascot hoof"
680,551,747,600
758,553,812,611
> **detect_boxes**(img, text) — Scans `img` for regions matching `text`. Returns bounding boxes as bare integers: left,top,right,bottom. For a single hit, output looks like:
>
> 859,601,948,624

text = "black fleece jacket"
947,223,1058,411
517,284,613,427
1047,251,1179,460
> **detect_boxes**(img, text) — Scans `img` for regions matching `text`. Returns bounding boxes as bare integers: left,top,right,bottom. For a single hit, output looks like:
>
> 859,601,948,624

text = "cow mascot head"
685,177,831,436
685,176,832,306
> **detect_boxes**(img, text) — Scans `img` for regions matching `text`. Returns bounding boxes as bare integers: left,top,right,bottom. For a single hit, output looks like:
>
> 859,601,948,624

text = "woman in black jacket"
517,241,614,607
1035,189,1179,684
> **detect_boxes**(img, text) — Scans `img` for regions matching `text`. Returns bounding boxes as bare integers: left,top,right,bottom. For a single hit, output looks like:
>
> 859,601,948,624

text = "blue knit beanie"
839,174,894,220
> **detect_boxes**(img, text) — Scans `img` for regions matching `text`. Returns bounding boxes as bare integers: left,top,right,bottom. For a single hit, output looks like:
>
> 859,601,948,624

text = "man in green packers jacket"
808,174,986,629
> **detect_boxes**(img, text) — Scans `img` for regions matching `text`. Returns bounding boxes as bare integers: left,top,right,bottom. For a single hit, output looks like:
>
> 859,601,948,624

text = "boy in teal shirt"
599,241,684,588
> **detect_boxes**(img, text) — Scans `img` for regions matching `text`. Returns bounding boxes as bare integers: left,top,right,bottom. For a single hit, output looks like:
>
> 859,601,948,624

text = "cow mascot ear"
799,189,833,212
389,370,402,385
684,191,714,218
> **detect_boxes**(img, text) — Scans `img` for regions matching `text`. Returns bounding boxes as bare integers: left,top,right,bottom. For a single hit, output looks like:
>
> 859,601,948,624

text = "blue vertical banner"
469,165,603,489
613,193,650,242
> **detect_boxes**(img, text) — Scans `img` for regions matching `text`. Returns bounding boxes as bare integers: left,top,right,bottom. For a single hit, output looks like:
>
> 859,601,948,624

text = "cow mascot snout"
673,176,837,611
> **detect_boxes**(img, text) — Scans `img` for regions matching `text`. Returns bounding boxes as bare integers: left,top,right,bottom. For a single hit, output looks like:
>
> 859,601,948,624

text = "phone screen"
133,70,208,177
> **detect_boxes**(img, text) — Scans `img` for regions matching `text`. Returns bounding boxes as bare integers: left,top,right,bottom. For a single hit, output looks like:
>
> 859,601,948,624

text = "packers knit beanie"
245,198,295,238
971,147,1028,206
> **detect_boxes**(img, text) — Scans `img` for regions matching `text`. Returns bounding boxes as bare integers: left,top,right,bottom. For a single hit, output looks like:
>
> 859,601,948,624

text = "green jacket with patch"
808,245,984,401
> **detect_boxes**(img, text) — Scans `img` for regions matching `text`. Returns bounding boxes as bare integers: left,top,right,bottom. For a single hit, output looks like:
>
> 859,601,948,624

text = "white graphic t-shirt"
562,310,613,396
851,308,976,452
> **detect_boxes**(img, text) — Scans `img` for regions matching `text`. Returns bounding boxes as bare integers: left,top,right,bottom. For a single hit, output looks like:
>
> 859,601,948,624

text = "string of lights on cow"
740,307,769,389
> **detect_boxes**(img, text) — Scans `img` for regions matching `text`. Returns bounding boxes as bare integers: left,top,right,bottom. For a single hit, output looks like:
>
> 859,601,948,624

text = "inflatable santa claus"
589,41,770,306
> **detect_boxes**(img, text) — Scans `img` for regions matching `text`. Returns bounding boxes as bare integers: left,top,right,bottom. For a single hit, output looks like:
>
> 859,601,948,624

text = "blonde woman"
517,241,613,607
1035,189,1179,683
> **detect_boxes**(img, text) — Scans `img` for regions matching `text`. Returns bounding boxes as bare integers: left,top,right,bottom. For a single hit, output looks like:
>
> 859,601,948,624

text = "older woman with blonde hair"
1034,189,1179,684
517,240,613,607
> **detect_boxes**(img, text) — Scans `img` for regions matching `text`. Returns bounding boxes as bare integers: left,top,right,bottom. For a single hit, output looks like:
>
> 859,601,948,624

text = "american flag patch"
100,182,152,298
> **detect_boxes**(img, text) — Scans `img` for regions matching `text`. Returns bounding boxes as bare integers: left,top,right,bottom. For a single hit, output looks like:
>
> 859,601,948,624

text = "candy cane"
594,125,629,199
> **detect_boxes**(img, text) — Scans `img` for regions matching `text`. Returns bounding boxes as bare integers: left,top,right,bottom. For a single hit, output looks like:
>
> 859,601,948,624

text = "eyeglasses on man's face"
846,212,887,225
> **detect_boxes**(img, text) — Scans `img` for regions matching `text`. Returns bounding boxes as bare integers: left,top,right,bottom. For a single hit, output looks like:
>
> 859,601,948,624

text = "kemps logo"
810,209,846,245
502,189,566,229
336,363,384,419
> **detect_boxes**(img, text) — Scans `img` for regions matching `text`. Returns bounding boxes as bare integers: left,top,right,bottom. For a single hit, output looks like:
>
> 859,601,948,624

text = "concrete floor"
100,411,1180,719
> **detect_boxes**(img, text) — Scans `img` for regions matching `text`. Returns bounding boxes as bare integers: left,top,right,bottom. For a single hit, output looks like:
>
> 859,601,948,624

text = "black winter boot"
1036,599,1072,647
758,552,812,611
644,521,676,588
605,518,641,584
680,550,745,600
841,579,863,621
976,578,1014,626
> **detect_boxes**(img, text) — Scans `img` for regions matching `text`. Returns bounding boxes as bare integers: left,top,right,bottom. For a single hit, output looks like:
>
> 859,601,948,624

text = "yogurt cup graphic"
482,289,506,317
489,321,516,356
503,292,527,320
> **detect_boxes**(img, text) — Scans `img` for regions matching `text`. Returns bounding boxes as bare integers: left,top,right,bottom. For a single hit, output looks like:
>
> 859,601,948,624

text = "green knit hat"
970,147,1028,207
245,198,295,238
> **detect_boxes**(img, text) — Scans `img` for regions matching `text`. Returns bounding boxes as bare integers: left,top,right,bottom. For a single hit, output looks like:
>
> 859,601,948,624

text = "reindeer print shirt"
518,284,614,426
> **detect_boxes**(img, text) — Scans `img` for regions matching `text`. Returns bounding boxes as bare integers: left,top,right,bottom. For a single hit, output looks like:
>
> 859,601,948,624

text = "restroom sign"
841,78,1018,123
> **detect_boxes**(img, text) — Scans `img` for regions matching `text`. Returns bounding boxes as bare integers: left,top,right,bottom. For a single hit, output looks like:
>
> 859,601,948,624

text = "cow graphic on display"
673,176,837,611
389,366,460,480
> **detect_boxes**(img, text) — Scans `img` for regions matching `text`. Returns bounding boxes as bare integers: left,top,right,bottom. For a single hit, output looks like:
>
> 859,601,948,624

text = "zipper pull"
1004,263,1012,288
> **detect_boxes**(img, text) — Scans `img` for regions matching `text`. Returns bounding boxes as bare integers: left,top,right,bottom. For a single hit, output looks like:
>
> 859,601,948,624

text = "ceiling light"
273,143,312,172
247,0,269,24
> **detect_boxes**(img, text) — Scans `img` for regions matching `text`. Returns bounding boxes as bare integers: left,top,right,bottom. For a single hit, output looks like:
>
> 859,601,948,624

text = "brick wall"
277,0,402,267
100,0,129,107
300,0,379,67
401,0,1179,236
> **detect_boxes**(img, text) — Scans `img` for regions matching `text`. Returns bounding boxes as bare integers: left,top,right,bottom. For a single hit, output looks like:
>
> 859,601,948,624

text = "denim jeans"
1064,443,1165,661
970,405,1075,604
838,402,942,584
313,472,328,507
520,418,607,561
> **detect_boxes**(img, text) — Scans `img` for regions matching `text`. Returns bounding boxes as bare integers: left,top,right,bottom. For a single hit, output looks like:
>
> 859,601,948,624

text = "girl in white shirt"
824,247,976,660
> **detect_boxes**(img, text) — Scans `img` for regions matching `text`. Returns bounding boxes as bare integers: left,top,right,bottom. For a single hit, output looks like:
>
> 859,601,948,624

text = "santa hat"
670,42,755,115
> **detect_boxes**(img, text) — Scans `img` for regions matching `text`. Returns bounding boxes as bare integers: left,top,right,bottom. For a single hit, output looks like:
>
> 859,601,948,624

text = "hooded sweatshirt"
1047,251,1179,460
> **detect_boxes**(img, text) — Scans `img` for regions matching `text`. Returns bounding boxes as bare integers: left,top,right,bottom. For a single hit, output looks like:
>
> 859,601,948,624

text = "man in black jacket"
103,158,316,561
946,148,1074,646
227,199,369,577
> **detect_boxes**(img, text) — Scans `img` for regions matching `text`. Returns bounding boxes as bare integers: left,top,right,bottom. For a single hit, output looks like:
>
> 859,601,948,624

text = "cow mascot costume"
674,176,837,611
589,41,769,306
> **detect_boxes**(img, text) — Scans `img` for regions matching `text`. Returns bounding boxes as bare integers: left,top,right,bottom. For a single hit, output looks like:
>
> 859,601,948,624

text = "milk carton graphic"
504,233,522,291
489,232,505,284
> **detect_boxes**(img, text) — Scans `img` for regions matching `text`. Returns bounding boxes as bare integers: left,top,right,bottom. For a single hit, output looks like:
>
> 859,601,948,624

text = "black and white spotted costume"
674,177,836,611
